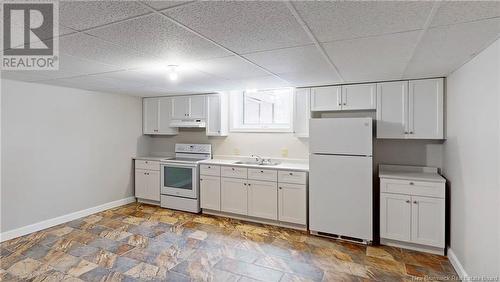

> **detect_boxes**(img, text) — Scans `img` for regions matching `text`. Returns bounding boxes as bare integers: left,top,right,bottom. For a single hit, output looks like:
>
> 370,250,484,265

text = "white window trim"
229,89,294,133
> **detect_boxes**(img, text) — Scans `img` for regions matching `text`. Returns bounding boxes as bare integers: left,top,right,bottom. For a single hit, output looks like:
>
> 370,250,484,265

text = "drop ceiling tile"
278,71,342,88
32,54,122,80
40,75,146,95
87,14,230,64
293,1,432,43
430,1,500,27
225,75,292,91
405,18,500,78
60,1,151,30
59,33,158,69
99,68,230,94
1,71,51,82
164,1,312,53
142,1,193,11
323,30,421,82
189,56,269,80
242,45,333,75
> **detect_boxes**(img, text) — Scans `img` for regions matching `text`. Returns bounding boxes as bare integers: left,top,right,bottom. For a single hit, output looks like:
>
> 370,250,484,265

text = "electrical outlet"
281,148,289,158
233,148,240,155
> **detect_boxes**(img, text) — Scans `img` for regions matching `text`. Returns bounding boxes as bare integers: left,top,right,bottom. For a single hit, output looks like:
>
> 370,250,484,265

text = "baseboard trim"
0,197,136,242
447,248,468,280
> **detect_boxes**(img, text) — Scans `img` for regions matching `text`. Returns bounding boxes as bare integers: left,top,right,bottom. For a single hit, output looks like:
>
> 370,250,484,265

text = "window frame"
229,88,294,133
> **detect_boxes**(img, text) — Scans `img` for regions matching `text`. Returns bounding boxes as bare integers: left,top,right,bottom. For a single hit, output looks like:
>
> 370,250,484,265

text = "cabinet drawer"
200,164,220,176
248,168,277,182
221,166,247,179
381,179,444,198
278,170,307,184
135,160,160,171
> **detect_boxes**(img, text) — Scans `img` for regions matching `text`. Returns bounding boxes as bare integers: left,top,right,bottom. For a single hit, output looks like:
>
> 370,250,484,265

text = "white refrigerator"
309,117,373,242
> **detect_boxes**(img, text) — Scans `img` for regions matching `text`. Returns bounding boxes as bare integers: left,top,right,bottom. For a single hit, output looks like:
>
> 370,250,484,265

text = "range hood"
170,119,206,128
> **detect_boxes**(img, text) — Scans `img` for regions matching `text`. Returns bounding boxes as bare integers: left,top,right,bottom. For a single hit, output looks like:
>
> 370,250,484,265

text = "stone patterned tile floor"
0,203,458,281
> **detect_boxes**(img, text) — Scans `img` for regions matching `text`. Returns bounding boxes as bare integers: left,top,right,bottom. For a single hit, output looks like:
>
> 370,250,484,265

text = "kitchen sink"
233,160,280,166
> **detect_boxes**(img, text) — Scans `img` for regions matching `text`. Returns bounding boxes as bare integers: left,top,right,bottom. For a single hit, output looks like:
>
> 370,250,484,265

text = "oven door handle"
161,163,197,169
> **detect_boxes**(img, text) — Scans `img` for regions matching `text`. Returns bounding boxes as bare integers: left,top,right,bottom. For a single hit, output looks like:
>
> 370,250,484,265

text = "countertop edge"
199,159,309,172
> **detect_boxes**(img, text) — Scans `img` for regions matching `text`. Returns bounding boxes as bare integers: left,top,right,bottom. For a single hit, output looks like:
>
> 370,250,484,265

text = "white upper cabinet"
158,97,178,135
143,98,159,134
294,88,311,138
376,81,408,139
190,95,206,119
310,86,341,111
171,95,206,119
341,84,376,110
206,93,228,136
377,78,444,139
408,79,444,139
143,97,178,135
172,96,190,119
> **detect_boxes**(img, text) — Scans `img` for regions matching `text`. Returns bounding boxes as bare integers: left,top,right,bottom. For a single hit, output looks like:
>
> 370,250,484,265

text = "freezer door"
309,154,373,241
310,118,372,156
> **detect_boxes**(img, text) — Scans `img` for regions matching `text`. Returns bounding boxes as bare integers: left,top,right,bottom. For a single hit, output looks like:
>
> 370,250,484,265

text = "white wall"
149,129,309,160
0,79,148,232
444,39,499,277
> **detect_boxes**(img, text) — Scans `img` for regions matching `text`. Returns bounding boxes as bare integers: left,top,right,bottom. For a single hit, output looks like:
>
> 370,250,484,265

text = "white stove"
160,144,212,213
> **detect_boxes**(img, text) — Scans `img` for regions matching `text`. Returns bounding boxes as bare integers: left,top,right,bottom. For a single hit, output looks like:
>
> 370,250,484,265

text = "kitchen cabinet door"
408,78,444,139
206,94,228,136
341,84,376,110
221,177,247,215
278,183,306,224
247,180,277,220
380,193,411,242
376,81,408,138
172,96,190,119
158,97,178,135
411,196,445,247
189,96,206,119
200,175,221,211
143,98,159,134
135,170,160,201
310,86,341,111
294,88,310,138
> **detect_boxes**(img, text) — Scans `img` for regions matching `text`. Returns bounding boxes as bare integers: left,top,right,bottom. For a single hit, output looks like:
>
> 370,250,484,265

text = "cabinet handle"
248,183,251,186
413,201,418,204
260,170,264,173
409,182,414,185
343,103,346,106
338,103,341,106
145,161,148,164
232,168,235,171
406,200,410,203
279,187,282,190
404,131,409,134
208,166,211,168
410,131,414,134
244,183,247,186
289,172,293,176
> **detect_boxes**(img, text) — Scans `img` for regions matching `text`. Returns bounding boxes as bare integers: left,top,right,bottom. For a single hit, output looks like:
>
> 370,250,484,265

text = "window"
230,88,294,132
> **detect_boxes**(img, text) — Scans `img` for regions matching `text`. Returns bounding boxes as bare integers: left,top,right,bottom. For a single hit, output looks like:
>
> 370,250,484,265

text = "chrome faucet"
251,154,264,164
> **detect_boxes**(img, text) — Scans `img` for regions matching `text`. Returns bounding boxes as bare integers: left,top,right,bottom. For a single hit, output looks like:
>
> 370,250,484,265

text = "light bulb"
167,65,179,81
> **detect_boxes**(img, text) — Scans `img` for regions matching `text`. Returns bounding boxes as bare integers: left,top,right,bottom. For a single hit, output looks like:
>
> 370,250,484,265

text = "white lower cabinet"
380,193,411,242
200,175,221,210
221,177,247,215
380,177,445,254
278,183,307,224
411,196,445,247
135,169,160,202
200,165,307,228
248,180,277,220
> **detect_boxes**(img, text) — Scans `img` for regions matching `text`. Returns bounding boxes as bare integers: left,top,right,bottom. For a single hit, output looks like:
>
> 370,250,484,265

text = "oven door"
161,163,198,199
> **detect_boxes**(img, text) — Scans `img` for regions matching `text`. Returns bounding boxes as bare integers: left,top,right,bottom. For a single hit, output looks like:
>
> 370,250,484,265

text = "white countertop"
199,158,309,172
379,165,445,183
133,156,173,161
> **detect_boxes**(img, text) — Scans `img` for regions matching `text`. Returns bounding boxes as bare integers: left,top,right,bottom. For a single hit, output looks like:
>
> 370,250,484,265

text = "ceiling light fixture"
167,65,179,81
